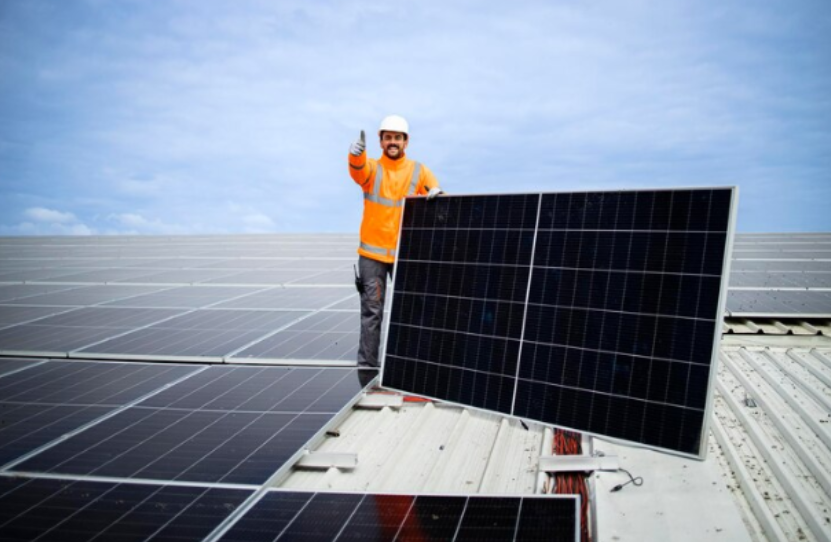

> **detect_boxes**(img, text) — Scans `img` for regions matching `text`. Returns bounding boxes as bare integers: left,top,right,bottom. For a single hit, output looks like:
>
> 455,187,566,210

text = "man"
349,114,443,368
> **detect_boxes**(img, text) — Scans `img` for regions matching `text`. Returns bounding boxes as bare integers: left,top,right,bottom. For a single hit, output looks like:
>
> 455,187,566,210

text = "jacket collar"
379,153,408,171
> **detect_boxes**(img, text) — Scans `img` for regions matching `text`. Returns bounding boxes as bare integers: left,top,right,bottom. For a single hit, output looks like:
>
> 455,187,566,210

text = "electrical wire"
552,429,591,542
610,468,643,493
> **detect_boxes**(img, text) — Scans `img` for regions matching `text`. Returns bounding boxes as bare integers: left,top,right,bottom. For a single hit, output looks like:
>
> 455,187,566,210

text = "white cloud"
24,207,77,223
107,212,189,234
2,221,93,236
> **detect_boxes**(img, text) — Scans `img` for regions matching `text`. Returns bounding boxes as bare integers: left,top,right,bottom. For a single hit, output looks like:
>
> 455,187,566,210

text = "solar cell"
233,312,359,362
383,189,736,457
326,294,360,311
263,258,353,269
44,268,160,283
0,268,76,282
288,267,354,286
77,309,306,358
101,285,267,309
0,361,201,467
218,491,579,542
200,270,297,284
212,287,353,310
114,269,240,284
0,284,79,303
0,306,74,327
0,476,252,542
0,307,186,355
138,366,368,413
11,367,370,484
0,360,200,406
0,403,112,466
0,357,41,377
6,285,165,306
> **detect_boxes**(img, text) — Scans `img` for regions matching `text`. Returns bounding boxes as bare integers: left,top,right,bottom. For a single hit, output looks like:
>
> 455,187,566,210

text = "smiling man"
348,115,443,368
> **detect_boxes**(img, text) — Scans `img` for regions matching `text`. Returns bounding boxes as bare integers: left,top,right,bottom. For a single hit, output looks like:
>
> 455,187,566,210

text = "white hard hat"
379,115,409,135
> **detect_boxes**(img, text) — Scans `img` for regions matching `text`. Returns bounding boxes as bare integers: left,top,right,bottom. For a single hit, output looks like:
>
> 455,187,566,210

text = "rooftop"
0,231,829,541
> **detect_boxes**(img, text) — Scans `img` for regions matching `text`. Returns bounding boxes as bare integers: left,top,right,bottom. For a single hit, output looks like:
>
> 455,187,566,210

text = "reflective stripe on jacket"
349,151,438,263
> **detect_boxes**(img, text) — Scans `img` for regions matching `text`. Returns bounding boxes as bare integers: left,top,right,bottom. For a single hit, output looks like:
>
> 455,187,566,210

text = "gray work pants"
357,255,393,368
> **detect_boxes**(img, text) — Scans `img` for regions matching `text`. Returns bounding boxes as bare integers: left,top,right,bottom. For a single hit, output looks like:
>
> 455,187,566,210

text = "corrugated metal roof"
278,341,831,542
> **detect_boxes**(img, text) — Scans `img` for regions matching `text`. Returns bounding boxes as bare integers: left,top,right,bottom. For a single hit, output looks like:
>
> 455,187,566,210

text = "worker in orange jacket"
349,115,443,368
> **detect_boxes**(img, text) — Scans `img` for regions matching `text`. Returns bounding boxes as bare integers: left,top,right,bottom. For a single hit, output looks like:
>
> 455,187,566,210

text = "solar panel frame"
381,188,738,459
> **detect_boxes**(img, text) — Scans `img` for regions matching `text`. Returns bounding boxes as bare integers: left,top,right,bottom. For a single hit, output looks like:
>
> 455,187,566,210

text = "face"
380,131,408,160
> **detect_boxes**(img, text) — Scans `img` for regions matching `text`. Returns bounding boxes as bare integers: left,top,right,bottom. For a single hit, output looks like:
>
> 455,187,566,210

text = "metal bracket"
356,393,404,409
538,454,619,473
295,452,358,470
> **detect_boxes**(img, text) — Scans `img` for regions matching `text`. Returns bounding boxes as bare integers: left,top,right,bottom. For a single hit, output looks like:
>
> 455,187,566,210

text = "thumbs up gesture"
349,130,366,156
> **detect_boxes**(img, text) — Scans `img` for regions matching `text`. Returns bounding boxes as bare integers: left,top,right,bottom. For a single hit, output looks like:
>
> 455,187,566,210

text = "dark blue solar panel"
12,367,372,484
0,357,41,377
384,189,735,457
139,366,370,413
219,491,578,542
0,476,251,541
0,360,199,406
0,403,111,467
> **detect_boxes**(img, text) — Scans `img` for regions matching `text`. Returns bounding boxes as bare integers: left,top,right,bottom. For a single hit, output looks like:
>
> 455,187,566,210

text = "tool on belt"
354,264,364,294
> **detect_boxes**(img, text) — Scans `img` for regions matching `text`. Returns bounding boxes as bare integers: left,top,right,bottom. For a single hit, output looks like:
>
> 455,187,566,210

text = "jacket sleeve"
416,164,440,195
348,152,375,193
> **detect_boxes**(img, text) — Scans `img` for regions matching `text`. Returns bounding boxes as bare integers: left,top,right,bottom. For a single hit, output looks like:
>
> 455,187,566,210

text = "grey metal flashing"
0,349,67,359
70,352,225,364
222,357,355,367
295,451,357,469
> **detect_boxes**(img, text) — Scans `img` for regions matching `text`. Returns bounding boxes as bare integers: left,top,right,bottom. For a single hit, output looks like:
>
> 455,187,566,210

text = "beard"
383,145,403,160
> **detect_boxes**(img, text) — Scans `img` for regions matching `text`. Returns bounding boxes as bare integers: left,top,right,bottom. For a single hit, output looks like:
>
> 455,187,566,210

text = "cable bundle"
552,429,591,542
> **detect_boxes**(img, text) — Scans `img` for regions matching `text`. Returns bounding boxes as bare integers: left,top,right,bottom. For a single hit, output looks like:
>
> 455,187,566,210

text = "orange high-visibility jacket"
349,150,439,263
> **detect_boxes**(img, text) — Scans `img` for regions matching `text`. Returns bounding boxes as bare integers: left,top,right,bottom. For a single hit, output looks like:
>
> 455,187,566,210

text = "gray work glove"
426,187,443,200
349,130,366,156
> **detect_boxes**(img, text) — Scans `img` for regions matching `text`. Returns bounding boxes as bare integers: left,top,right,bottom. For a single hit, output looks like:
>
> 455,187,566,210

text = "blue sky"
1,0,829,235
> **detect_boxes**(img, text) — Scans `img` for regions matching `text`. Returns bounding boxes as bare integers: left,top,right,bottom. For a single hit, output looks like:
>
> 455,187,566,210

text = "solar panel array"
0,235,360,363
727,233,831,317
0,357,377,540
383,189,736,457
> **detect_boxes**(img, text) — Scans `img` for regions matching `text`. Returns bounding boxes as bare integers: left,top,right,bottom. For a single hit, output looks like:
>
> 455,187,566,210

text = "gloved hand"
349,130,366,156
426,187,443,200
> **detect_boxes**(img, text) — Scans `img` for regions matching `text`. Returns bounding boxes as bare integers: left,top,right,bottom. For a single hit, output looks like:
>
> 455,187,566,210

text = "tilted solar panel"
382,189,736,458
